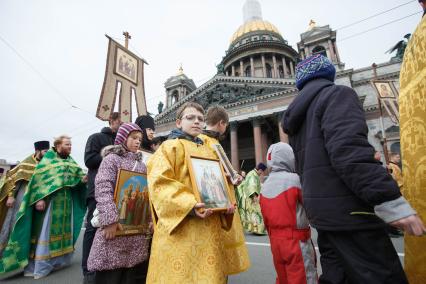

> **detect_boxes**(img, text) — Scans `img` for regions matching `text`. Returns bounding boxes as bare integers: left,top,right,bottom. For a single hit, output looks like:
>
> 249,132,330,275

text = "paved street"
1,229,404,284
230,230,404,283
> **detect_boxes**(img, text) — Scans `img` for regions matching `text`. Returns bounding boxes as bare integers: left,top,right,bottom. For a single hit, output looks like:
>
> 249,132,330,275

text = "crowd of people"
0,2,425,283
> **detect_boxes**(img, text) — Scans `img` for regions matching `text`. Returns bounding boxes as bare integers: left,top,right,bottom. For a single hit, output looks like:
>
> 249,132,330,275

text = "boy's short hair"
205,105,229,126
176,102,205,120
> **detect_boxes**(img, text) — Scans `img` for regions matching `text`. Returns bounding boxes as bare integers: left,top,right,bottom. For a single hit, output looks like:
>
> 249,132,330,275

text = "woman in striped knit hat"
87,123,152,284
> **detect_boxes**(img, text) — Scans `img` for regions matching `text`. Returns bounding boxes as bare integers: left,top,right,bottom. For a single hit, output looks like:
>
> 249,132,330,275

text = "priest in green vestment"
0,141,50,256
0,135,87,280
236,163,267,235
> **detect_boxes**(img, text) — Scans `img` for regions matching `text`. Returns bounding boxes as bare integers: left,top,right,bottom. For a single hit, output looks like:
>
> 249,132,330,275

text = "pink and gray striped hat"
114,123,142,145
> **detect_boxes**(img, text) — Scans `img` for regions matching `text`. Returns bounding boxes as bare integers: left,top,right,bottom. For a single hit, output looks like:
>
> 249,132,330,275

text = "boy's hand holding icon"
193,203,213,219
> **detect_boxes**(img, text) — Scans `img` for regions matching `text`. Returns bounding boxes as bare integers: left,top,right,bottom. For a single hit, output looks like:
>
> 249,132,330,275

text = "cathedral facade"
155,0,400,172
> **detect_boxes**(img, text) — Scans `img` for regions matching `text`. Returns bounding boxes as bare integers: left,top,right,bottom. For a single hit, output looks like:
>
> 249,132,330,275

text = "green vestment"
0,155,37,230
236,170,266,234
0,149,86,274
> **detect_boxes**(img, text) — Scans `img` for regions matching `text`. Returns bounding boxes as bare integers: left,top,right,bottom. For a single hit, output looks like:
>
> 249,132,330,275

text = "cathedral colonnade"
225,53,296,79
229,115,288,172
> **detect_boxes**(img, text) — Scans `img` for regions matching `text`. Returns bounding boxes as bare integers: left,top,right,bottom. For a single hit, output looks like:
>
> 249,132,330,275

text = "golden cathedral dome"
230,19,282,44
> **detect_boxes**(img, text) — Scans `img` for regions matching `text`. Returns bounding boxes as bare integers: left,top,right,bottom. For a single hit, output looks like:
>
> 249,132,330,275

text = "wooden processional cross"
96,31,148,122
123,31,131,48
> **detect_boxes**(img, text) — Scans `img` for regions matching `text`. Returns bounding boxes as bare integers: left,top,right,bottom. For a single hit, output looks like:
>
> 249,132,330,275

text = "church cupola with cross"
164,65,197,108
220,0,299,79
297,20,345,71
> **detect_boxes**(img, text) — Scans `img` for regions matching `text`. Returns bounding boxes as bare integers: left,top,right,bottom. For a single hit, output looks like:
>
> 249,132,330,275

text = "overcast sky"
0,0,423,167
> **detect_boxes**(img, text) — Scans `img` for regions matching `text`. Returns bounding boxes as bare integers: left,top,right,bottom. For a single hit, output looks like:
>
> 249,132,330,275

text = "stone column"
178,86,183,99
333,41,341,62
261,54,266,77
240,60,244,77
326,49,332,60
252,118,263,165
277,114,288,143
166,91,170,108
231,65,235,76
282,57,288,78
272,54,278,78
290,60,295,77
250,56,255,77
304,47,310,58
328,39,336,62
226,70,229,76
261,131,268,163
230,121,240,171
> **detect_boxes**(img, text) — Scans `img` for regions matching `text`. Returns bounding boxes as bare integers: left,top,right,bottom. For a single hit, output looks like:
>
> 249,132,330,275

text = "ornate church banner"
97,35,148,122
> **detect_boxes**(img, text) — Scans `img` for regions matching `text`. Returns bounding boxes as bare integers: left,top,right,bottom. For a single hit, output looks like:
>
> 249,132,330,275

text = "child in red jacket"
260,142,317,284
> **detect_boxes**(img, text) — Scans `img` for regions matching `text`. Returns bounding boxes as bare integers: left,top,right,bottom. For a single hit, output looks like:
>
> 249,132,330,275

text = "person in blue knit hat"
281,54,425,283
294,54,336,90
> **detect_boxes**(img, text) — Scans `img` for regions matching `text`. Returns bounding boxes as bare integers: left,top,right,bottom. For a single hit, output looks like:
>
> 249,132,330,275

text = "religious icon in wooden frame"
373,81,397,99
187,155,231,212
372,80,400,124
113,169,151,236
115,47,138,84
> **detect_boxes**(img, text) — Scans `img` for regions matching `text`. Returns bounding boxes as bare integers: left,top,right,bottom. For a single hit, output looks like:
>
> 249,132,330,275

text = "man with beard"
0,135,87,279
0,141,50,256
82,112,121,284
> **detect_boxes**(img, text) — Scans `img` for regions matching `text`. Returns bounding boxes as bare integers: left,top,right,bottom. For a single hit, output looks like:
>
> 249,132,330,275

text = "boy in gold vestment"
147,102,238,283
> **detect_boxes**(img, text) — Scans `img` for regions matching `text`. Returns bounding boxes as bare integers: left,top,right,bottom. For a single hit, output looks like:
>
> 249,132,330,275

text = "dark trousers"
317,228,408,284
82,197,97,276
95,260,149,284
